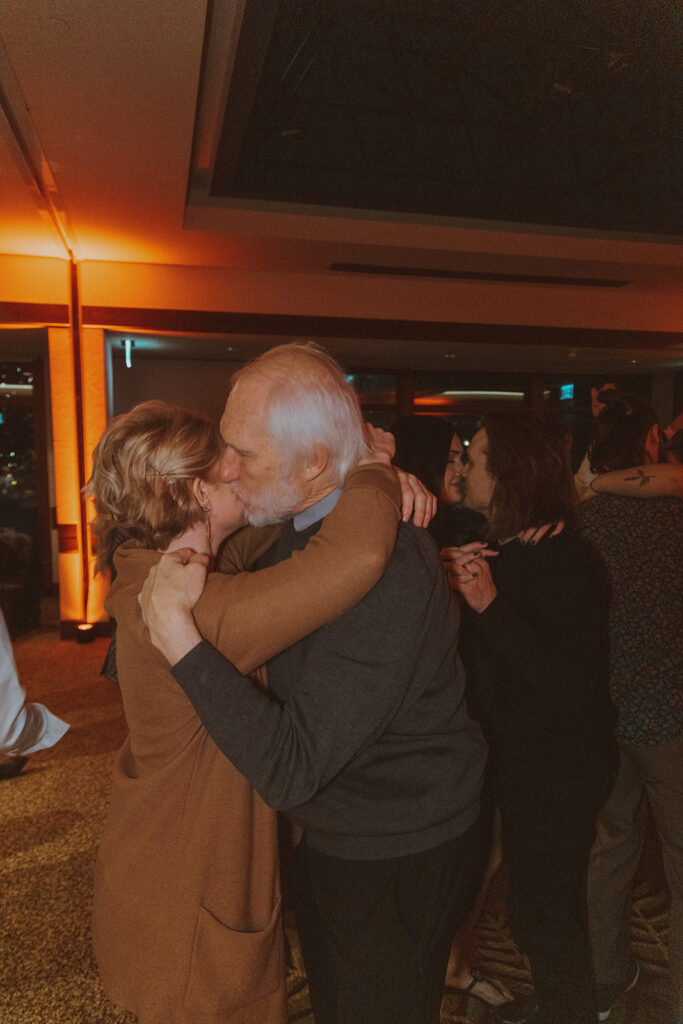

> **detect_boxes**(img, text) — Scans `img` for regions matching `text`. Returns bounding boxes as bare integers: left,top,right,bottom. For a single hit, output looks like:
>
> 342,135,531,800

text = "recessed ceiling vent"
329,263,630,288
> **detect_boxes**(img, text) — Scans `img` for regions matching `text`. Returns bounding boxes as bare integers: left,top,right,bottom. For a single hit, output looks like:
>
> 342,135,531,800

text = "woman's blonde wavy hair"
86,401,224,574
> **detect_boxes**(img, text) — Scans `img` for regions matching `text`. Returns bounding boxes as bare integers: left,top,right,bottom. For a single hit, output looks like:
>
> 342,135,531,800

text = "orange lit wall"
79,258,683,334
0,254,69,304
82,328,108,623
47,325,107,626
47,327,81,622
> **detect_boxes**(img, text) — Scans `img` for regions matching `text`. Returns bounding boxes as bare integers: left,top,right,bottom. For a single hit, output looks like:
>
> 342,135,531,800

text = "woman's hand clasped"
139,548,209,665
441,542,499,613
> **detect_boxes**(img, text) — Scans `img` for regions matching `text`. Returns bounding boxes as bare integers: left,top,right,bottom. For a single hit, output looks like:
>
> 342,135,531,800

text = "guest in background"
0,608,69,780
393,414,512,1009
391,414,454,498
435,427,489,547
570,382,618,491
581,393,682,1024
576,386,683,501
391,416,486,548
443,412,616,1024
88,399,411,1024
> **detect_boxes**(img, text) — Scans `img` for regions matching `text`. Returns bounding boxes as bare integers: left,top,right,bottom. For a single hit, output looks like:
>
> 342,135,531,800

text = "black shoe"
596,960,640,1021
493,996,541,1024
0,755,28,780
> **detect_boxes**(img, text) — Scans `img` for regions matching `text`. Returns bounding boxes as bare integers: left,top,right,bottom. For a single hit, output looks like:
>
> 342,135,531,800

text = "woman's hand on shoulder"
358,422,437,526
517,521,565,544
394,468,437,526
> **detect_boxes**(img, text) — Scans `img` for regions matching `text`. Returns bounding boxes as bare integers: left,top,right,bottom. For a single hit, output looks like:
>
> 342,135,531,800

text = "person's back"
258,517,486,858
579,390,682,1022
96,544,284,1024
582,494,682,746
461,527,614,759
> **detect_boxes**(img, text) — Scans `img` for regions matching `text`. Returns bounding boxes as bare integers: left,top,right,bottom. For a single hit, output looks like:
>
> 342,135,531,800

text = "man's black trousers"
290,822,482,1024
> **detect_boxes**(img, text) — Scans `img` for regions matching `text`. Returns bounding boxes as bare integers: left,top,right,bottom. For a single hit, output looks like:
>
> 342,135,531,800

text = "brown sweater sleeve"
215,523,283,576
192,464,401,676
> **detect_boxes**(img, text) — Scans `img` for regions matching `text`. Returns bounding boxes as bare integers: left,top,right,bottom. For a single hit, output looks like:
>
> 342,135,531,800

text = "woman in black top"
443,412,617,1024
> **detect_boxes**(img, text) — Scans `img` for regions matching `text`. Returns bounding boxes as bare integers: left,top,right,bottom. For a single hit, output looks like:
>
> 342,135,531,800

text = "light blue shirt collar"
293,488,343,532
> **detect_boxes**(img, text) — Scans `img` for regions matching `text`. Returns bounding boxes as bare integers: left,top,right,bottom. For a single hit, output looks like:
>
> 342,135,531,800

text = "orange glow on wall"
0,225,67,263
48,327,83,622
81,328,108,623
48,325,108,624
0,254,69,304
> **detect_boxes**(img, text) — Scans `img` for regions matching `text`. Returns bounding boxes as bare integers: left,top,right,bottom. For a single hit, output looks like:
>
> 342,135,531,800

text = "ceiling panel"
0,0,680,372
212,0,682,236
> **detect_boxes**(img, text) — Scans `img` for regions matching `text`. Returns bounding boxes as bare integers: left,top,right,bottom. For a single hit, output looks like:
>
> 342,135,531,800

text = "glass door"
0,360,51,636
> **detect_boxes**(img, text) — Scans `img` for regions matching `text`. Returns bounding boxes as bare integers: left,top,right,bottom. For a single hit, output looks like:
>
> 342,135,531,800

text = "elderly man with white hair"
141,342,486,1024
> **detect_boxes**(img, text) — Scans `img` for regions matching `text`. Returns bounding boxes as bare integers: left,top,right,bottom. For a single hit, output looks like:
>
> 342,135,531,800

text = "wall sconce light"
123,338,135,369
76,622,95,644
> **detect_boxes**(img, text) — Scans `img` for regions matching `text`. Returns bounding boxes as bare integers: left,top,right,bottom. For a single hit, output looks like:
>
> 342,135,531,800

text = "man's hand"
441,542,498,612
394,468,437,527
139,548,209,665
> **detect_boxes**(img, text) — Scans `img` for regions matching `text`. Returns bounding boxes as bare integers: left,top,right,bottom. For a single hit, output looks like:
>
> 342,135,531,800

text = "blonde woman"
88,400,422,1024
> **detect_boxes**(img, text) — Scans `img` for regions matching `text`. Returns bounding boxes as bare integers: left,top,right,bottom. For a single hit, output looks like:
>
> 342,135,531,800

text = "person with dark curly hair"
443,412,617,1024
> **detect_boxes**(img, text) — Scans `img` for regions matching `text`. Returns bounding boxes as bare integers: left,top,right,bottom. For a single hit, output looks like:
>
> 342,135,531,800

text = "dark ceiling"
212,0,682,236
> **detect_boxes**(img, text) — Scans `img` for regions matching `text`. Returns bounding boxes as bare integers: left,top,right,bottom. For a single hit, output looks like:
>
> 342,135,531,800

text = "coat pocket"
184,896,285,1019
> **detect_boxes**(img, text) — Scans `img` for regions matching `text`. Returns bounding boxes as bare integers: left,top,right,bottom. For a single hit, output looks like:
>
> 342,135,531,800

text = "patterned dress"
581,495,683,745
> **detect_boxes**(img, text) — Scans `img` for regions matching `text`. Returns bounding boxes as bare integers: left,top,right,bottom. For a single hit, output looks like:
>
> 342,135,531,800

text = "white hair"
231,342,368,484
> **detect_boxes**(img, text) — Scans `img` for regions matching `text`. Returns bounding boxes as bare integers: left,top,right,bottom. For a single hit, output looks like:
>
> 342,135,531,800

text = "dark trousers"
290,822,482,1024
502,795,601,1024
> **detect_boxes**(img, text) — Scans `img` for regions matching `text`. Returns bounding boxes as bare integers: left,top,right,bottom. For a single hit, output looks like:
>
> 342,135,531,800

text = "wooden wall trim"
0,301,69,324
4,299,680,350
81,306,681,350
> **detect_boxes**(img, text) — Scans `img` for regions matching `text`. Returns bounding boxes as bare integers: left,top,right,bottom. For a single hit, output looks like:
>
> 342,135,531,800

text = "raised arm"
169,533,454,812
582,462,683,502
143,463,402,674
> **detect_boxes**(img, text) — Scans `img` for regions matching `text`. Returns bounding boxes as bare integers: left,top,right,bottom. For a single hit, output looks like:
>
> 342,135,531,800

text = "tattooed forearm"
591,464,683,500
624,469,654,487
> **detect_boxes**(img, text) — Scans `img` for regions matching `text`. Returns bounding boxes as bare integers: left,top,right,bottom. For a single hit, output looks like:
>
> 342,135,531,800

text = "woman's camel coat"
91,466,400,1024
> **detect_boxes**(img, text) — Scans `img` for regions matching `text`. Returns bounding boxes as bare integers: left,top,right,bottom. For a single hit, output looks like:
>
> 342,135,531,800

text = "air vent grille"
330,263,629,288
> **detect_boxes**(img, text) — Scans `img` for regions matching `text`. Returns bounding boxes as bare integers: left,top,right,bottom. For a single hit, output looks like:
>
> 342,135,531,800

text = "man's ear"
302,443,330,482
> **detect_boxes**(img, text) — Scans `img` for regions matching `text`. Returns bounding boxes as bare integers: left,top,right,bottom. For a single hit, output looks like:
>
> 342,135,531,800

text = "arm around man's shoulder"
217,523,283,575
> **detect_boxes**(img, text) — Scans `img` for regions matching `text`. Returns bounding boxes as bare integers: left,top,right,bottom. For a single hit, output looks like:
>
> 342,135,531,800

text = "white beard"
233,474,305,527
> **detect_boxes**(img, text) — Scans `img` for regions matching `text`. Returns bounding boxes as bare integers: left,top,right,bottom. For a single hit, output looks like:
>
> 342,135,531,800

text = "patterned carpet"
0,630,673,1023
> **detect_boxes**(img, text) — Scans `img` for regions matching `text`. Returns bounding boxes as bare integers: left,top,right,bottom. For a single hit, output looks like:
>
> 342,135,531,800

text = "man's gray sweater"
172,517,486,861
